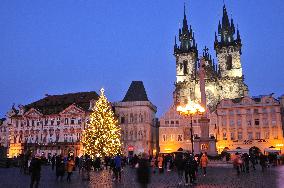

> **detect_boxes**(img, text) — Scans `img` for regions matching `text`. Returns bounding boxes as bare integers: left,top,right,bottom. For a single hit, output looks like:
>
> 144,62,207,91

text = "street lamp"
177,101,205,154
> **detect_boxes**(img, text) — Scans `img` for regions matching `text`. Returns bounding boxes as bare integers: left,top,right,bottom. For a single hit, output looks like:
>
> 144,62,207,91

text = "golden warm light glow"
82,88,121,158
177,100,205,115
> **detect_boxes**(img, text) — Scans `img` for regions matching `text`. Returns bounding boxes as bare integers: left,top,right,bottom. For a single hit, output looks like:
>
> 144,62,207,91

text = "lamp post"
177,101,205,154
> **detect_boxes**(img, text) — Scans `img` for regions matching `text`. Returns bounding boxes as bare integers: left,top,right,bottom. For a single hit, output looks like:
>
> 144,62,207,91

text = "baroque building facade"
215,95,284,153
113,81,158,156
173,5,248,111
6,92,99,157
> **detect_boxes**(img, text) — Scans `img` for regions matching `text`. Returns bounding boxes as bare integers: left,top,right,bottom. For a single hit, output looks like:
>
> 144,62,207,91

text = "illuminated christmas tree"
82,88,121,157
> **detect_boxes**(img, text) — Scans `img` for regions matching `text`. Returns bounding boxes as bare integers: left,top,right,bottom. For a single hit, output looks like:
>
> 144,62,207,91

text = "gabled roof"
25,91,99,115
122,81,149,102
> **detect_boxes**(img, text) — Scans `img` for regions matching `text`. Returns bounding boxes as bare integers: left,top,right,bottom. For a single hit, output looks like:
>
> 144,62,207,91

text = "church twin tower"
173,5,249,111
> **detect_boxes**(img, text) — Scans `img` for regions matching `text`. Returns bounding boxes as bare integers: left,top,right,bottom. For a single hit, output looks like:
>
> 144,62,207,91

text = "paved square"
0,165,281,188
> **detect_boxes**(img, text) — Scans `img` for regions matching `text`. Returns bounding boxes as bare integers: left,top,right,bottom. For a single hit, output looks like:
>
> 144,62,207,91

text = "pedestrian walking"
233,153,242,175
200,153,208,176
29,154,41,188
137,153,150,188
66,157,75,182
114,153,122,182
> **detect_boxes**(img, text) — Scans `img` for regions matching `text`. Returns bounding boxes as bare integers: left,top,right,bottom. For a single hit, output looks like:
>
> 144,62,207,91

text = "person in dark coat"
29,154,41,188
56,155,65,181
183,153,197,186
259,153,267,172
51,155,56,171
242,153,250,173
175,153,184,185
137,153,151,188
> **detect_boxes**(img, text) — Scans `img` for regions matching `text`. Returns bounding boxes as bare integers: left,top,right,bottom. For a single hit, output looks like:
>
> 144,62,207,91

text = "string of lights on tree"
82,88,121,158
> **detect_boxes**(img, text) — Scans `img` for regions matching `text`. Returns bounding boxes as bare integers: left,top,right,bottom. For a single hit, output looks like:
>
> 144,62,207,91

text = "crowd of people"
13,150,282,188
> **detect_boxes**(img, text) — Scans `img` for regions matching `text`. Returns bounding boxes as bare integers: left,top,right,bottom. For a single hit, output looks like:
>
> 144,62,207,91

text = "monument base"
194,138,217,156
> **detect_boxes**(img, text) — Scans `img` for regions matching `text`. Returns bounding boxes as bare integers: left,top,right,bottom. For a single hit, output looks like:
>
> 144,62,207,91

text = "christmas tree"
82,88,121,157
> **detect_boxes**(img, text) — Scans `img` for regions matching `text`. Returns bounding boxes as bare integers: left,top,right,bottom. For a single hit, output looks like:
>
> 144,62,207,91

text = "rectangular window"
177,134,183,141
71,118,75,125
263,108,267,113
247,120,252,126
165,121,169,125
255,132,261,139
248,132,253,140
238,132,243,140
65,118,68,125
78,119,82,125
237,119,241,126
230,132,235,140
171,121,174,124
230,120,234,126
176,121,179,124
254,119,259,126
51,119,54,126
120,117,125,124
229,110,234,115
254,109,259,114
32,120,34,126
16,120,19,128
45,119,48,125
262,118,268,126
57,118,60,125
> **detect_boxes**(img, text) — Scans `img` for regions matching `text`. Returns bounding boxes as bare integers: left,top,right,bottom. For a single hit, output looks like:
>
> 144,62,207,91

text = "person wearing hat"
29,154,42,188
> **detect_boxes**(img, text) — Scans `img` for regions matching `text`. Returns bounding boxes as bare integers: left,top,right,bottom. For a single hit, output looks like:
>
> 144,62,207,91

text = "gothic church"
173,5,249,111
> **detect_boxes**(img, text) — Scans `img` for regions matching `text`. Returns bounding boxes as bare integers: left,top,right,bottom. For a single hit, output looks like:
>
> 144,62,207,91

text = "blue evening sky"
0,0,284,117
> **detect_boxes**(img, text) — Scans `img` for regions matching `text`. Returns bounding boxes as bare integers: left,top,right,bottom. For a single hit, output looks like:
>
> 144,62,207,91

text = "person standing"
157,154,164,174
233,153,241,175
200,153,208,176
66,157,75,182
56,155,65,181
137,153,150,188
114,154,122,182
51,155,56,171
29,154,41,188
175,153,184,185
150,156,156,174
259,153,267,172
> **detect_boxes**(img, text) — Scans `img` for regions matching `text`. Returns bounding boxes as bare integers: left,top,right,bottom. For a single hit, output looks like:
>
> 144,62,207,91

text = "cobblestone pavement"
0,165,282,188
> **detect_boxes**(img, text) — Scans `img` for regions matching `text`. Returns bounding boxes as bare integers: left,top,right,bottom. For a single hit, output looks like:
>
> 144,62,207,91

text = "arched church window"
226,55,232,70
183,60,188,74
